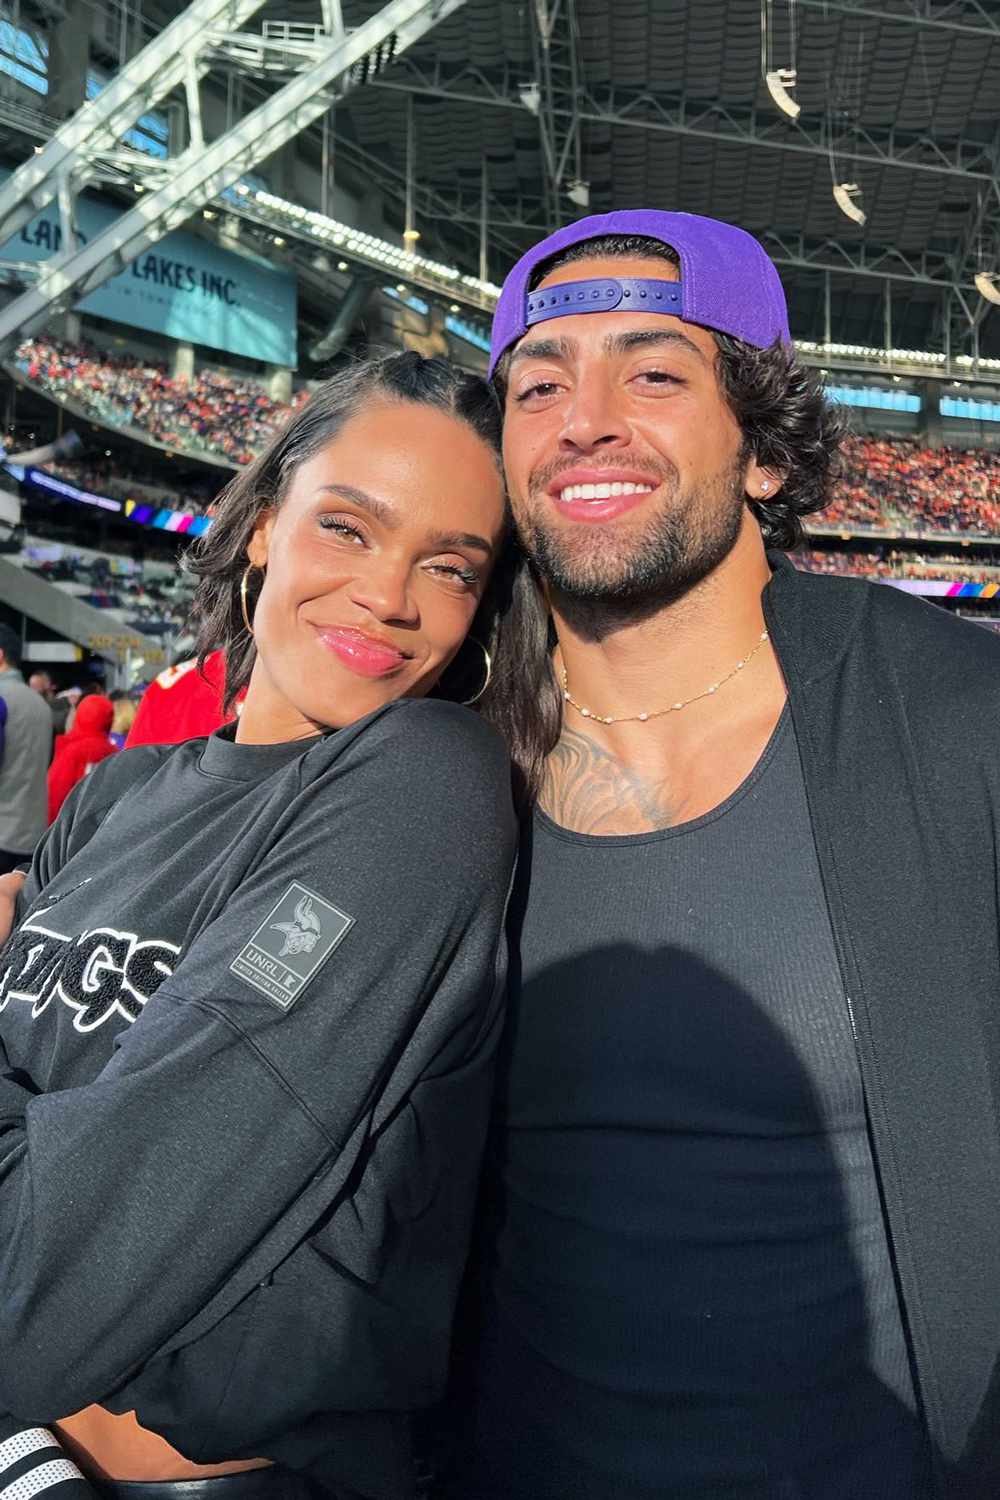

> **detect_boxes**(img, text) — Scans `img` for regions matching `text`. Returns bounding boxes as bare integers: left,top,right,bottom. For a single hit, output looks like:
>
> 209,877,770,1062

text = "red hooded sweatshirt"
47,694,118,823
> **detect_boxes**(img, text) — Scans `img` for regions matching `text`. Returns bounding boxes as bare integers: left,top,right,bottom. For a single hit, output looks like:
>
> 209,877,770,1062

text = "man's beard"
514,453,748,635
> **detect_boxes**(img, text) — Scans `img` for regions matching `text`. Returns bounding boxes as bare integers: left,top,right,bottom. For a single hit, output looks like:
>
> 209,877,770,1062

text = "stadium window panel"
445,316,490,353
940,396,1000,423
384,285,431,315
86,70,168,158
825,384,921,414
0,20,47,93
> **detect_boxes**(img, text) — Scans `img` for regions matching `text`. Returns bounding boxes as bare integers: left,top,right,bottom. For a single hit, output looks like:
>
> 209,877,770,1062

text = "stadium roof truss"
0,0,469,353
2,0,1000,381
329,0,1000,375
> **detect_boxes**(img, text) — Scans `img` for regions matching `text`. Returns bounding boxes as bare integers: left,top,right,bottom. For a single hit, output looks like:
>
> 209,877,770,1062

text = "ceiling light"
832,182,866,225
273,236,285,247
765,68,800,120
337,260,349,271
396,283,408,294
403,227,421,242
974,272,1000,306
518,80,541,115
450,303,460,312
566,179,590,209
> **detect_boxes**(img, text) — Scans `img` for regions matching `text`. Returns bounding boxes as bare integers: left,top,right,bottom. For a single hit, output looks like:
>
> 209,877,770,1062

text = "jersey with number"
126,652,232,747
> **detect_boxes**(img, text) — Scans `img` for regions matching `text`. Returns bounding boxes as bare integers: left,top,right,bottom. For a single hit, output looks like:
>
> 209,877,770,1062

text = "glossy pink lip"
315,626,408,678
547,467,661,524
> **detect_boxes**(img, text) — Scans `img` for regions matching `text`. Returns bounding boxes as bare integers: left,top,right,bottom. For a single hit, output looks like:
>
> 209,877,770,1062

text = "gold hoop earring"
239,565,263,636
461,639,492,706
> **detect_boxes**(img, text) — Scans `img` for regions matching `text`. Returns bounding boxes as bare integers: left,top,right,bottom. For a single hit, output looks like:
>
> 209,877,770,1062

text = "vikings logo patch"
271,894,322,957
230,882,354,1010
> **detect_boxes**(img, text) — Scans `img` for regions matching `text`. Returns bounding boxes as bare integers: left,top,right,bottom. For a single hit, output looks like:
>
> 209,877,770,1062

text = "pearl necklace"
559,629,770,726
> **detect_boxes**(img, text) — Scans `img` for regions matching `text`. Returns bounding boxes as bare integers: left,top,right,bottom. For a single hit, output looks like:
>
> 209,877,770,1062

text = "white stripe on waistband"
0,1434,60,1478
0,1458,84,1500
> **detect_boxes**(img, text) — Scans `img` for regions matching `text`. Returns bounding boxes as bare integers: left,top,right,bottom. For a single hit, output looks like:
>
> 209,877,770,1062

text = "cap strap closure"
524,276,682,326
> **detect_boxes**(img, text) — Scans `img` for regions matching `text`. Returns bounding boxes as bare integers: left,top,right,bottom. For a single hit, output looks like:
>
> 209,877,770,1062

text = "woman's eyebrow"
317,483,398,524
426,530,494,557
317,485,492,556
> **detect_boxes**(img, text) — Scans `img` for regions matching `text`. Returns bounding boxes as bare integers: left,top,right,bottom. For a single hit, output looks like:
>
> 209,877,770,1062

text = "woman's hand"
0,870,25,946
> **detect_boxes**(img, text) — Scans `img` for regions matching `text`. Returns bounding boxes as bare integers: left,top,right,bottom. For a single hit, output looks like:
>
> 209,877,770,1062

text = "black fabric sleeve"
0,702,516,1425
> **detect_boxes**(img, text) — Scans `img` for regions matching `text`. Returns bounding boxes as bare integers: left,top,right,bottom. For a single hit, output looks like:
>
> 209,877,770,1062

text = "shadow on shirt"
436,938,966,1500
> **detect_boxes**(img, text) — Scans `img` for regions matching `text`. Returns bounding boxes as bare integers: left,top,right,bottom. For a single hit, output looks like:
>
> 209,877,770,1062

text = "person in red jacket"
47,694,117,822
125,651,234,748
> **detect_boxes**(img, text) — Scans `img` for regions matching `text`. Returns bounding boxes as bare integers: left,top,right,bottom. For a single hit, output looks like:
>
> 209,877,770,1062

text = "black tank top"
456,707,933,1499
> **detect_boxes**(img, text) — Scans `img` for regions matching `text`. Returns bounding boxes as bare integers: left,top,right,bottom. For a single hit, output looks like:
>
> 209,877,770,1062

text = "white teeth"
559,481,655,502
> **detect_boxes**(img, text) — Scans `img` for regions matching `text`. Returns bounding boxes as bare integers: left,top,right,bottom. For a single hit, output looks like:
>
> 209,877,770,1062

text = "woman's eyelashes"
319,513,366,543
317,514,479,591
429,560,480,589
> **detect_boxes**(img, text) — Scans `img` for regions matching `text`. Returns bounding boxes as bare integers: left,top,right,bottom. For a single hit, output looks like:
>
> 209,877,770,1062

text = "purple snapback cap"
488,209,790,377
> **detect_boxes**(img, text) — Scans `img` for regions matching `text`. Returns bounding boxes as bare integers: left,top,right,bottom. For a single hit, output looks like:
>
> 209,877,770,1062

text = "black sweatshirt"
0,698,517,1499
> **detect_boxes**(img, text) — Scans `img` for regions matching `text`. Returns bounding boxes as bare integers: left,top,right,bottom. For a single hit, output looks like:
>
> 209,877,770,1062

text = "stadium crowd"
794,547,1000,584
12,335,308,466
825,435,1000,537
11,338,1000,548
19,542,194,637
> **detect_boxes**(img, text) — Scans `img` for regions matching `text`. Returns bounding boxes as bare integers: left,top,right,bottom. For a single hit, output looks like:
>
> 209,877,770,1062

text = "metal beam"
418,189,977,291
372,60,1000,183
796,0,1000,40
0,0,469,351
0,0,269,246
531,0,584,227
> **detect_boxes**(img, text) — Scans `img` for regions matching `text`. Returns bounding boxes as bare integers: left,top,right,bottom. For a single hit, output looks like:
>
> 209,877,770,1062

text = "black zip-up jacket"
762,554,1000,1498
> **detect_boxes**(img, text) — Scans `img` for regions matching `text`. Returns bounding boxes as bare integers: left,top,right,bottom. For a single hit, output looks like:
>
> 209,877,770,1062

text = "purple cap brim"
488,209,791,377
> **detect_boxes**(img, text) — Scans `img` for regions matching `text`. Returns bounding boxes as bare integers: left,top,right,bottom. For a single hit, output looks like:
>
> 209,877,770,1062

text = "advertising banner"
0,173,297,366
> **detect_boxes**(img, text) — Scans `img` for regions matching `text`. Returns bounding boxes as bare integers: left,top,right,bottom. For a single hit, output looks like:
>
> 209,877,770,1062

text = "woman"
0,353,518,1500
47,692,117,821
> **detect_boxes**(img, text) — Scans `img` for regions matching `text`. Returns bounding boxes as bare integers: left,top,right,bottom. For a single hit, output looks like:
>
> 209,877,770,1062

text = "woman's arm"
0,703,516,1424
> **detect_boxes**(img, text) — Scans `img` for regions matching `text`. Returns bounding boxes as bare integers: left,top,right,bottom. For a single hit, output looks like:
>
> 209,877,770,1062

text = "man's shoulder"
775,563,1000,687
0,673,53,730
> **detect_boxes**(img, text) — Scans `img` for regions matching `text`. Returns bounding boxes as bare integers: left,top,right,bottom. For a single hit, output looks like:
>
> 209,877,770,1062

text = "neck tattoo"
558,629,770,726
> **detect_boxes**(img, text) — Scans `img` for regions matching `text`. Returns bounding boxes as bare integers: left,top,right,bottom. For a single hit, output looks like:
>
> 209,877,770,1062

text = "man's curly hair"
494,234,846,548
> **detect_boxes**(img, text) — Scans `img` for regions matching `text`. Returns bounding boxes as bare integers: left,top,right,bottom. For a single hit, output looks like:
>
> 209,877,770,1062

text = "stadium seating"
11,337,1000,552
824,436,1000,538
794,547,1000,584
11,335,308,467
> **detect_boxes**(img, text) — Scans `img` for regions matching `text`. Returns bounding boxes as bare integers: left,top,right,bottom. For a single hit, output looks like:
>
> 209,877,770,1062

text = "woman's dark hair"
186,351,510,713
484,233,848,801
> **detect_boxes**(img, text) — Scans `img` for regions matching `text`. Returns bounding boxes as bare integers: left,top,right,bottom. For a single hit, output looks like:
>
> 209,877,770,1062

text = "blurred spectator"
14,334,309,468
28,668,69,736
0,622,53,872
109,691,137,749
47,693,117,823
57,685,83,732
126,651,233,746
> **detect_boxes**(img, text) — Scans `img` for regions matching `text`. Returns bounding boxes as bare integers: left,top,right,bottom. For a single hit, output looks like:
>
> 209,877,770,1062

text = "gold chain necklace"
559,629,770,726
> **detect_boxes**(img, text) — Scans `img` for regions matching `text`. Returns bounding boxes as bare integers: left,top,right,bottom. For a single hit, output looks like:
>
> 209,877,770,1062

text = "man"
447,211,1000,1499
29,669,70,737
0,623,52,874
